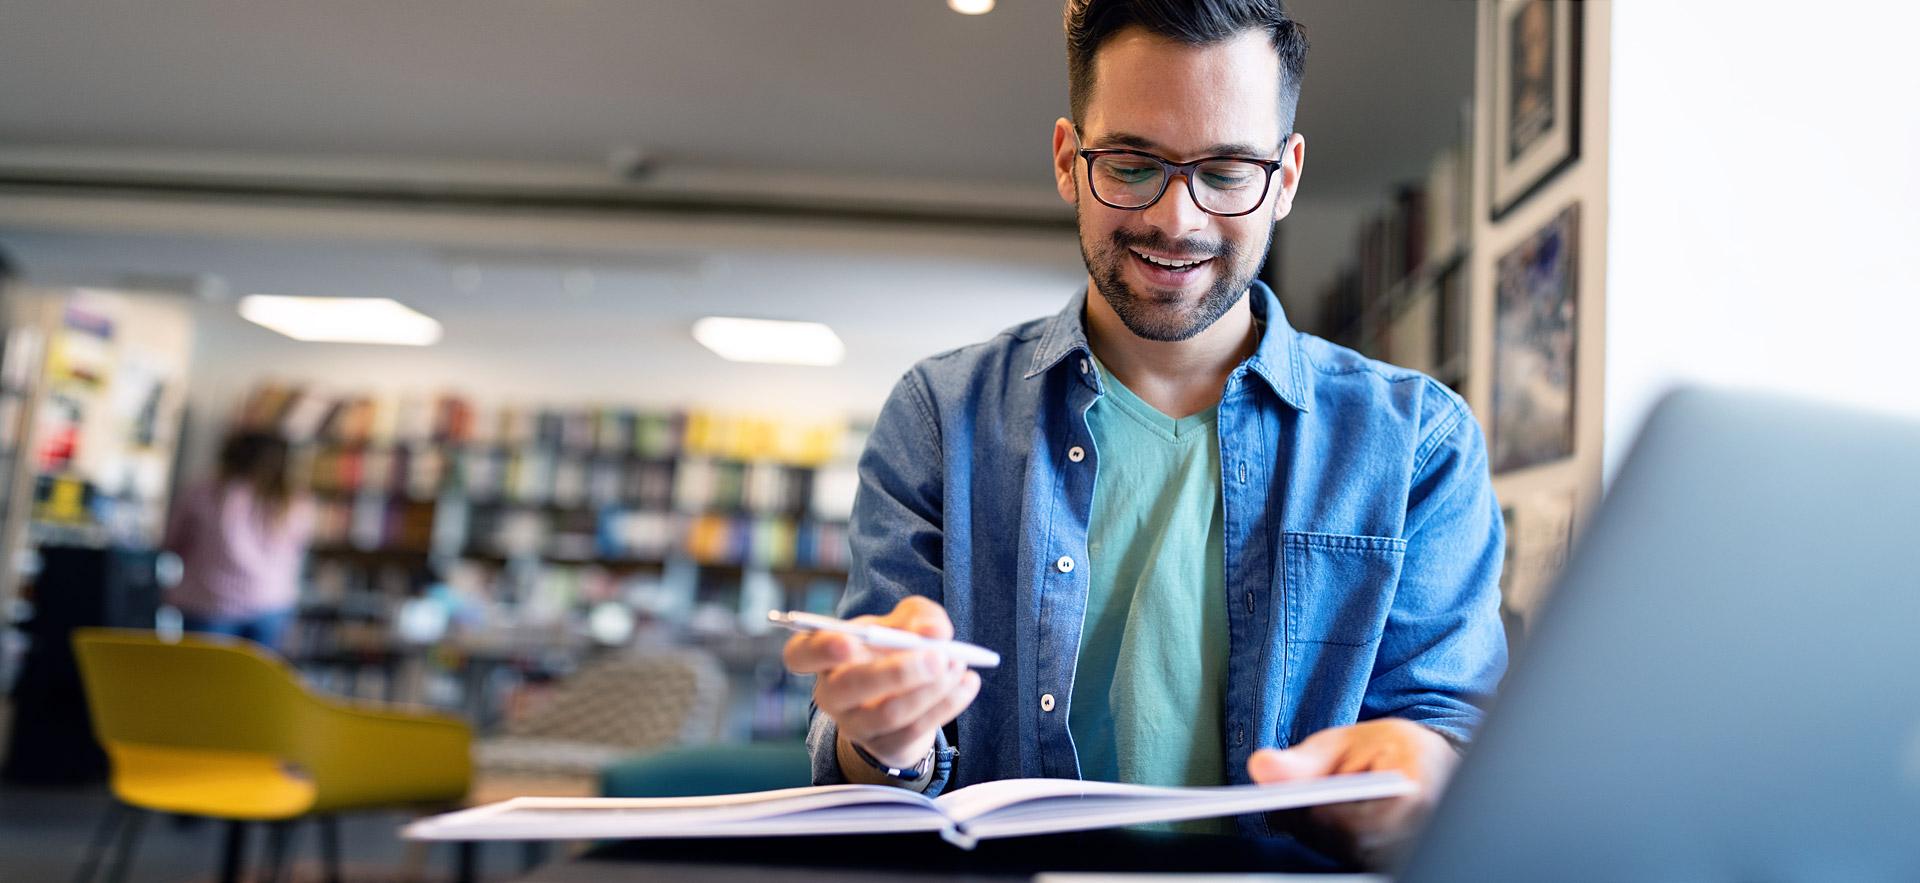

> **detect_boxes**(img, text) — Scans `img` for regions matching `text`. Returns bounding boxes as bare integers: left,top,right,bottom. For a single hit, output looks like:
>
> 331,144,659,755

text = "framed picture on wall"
1488,0,1581,220
1498,488,1577,642
1491,203,1578,474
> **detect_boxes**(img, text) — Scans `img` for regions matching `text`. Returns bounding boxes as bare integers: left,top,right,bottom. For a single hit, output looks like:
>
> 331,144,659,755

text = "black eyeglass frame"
1073,132,1291,218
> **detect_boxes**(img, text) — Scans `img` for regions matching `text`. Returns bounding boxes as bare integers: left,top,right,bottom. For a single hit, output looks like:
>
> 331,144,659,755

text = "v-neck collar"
1091,357,1217,444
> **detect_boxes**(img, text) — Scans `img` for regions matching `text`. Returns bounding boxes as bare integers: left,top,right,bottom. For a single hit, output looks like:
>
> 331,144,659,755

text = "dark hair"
1065,0,1309,136
218,431,295,526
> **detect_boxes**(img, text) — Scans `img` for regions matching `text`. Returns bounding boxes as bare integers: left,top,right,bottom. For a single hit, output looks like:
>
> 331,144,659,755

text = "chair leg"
455,840,479,883
521,839,550,871
261,820,294,883
101,808,148,883
218,820,249,883
73,802,127,883
318,815,343,883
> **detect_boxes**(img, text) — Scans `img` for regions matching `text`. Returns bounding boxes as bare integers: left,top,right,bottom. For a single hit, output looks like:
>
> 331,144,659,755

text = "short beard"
1077,201,1270,343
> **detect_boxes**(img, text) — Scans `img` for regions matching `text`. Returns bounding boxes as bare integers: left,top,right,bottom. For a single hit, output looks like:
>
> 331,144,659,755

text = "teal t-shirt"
1069,359,1231,832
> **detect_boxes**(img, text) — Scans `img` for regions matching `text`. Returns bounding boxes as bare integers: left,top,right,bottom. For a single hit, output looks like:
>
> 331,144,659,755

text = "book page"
953,772,1414,842
405,784,940,841
405,772,1415,843
932,777,1235,823
480,784,933,811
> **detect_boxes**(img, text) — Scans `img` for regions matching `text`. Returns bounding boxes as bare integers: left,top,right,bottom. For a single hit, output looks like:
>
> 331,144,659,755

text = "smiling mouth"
1129,248,1214,275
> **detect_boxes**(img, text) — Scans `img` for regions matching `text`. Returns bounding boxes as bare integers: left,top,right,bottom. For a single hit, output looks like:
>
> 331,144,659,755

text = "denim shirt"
808,281,1507,836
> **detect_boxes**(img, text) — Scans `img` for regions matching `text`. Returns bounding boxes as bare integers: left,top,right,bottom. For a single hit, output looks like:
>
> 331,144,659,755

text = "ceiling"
0,0,1473,199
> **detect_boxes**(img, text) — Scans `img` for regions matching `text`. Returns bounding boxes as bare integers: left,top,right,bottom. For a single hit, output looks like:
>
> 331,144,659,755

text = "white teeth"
1132,250,1206,269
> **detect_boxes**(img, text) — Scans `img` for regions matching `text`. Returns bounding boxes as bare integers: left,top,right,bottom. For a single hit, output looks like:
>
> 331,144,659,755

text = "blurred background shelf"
228,383,863,742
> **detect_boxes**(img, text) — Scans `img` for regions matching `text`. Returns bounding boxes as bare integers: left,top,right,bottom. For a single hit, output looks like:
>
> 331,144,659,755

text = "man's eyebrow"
1091,131,1276,158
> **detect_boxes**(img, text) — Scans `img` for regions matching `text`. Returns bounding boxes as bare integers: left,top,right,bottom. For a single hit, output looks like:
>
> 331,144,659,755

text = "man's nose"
1137,174,1211,242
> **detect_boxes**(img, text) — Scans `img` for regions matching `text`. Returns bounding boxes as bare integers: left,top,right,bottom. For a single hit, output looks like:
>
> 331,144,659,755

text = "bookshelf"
1314,106,1475,393
236,382,863,741
0,290,194,610
0,292,193,557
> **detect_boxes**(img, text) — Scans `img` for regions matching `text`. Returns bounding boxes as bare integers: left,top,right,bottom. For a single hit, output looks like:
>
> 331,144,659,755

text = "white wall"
1605,1,1920,479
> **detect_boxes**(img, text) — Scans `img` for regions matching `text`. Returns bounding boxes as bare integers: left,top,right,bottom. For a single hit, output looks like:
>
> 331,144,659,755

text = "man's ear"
1270,133,1307,222
1052,117,1079,207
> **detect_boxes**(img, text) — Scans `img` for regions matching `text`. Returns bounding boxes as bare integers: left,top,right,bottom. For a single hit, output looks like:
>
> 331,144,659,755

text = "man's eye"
1104,165,1158,184
1202,172,1254,189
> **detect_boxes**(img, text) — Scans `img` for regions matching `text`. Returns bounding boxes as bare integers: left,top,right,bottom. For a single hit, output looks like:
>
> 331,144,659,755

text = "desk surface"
517,829,1352,882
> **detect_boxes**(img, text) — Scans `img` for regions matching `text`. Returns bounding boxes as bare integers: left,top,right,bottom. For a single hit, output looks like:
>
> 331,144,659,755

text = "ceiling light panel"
692,316,845,367
238,295,443,346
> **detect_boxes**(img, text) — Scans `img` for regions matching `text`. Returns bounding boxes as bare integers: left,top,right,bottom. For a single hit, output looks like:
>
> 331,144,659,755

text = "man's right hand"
781,596,982,780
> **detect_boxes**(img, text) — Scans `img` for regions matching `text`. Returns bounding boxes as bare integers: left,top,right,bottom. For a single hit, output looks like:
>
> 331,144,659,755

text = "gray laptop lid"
1401,388,1920,882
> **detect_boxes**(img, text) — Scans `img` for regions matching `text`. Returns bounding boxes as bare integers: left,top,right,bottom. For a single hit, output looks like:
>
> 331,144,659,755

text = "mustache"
1108,228,1231,260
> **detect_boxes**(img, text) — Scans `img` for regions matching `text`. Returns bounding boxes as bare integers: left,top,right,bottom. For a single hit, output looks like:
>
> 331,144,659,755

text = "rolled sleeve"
1362,393,1508,746
806,370,958,795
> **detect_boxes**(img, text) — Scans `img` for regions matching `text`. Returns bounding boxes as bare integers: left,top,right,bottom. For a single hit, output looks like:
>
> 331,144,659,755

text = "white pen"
767,610,1001,669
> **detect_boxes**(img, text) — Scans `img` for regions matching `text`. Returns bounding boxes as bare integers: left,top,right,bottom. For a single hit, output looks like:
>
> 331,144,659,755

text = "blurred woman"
162,432,313,652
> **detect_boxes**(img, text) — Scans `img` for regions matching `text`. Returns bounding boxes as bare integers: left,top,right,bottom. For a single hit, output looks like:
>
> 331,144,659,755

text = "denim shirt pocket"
1282,531,1408,647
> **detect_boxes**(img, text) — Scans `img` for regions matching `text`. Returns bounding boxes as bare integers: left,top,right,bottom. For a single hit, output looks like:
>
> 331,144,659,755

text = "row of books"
301,445,858,520
240,383,858,466
304,551,848,637
1316,136,1472,351
314,498,851,573
307,445,674,507
677,513,850,572
672,458,852,520
311,497,436,553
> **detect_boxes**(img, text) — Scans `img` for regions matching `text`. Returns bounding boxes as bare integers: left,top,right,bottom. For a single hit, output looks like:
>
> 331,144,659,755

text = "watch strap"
849,740,932,780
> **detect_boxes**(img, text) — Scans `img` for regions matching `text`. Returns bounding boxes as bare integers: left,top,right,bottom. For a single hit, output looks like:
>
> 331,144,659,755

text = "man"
783,0,1505,854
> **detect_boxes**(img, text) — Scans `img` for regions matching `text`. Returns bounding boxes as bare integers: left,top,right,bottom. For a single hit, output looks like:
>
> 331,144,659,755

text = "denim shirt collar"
1022,279,1313,412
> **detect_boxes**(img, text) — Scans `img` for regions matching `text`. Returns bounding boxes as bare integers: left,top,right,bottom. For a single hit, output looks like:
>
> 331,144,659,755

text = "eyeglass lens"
1088,154,1271,215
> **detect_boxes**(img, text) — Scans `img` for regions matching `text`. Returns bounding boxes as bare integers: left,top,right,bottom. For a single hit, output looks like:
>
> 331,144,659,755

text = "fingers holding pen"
837,657,970,736
781,617,882,674
893,662,978,734
815,649,949,718
855,663,980,763
880,595,954,641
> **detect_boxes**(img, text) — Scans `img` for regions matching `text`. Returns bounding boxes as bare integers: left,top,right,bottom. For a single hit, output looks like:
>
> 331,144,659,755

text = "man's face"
1053,26,1305,342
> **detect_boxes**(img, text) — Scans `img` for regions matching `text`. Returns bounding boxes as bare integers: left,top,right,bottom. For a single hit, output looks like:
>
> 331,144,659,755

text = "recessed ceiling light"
949,0,994,14
238,295,443,346
692,316,845,367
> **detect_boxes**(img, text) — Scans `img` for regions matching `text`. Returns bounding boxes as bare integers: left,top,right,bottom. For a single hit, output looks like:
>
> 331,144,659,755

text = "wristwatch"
849,740,933,781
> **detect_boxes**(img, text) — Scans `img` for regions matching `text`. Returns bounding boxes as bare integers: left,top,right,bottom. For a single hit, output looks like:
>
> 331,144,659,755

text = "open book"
405,771,1413,849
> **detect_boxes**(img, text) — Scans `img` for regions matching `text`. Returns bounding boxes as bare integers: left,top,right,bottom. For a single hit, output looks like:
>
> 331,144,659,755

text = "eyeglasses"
1073,128,1288,218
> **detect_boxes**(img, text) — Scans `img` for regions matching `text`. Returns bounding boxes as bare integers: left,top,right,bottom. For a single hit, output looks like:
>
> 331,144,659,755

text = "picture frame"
1488,0,1582,221
1490,203,1578,474
1498,488,1577,641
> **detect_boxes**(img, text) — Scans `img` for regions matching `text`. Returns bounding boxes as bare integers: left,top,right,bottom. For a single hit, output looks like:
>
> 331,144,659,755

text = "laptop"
1399,387,1920,881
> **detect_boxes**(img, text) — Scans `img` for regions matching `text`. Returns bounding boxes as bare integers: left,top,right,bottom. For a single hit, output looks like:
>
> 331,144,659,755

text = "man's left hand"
1247,718,1457,851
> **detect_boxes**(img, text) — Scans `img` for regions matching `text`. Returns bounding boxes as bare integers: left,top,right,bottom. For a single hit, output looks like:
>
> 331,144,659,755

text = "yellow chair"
71,627,472,883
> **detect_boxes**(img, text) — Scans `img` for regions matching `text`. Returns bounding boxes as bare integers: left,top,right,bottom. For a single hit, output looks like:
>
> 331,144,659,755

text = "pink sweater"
162,481,314,618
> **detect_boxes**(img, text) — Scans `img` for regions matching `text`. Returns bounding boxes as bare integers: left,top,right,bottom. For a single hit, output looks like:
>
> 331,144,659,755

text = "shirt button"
1079,359,1089,374
1067,446,1085,463
1041,693,1056,712
1055,555,1075,573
